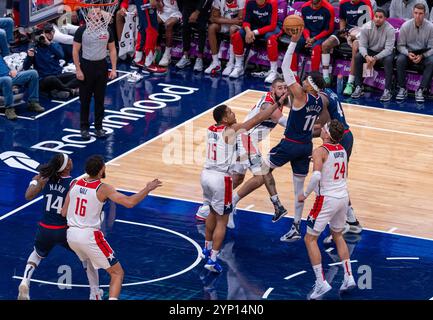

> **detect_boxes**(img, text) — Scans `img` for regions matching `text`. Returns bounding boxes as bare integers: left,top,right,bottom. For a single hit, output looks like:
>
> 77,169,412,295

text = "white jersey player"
196,79,288,225
201,94,288,274
62,155,162,300
157,0,182,66
298,120,356,300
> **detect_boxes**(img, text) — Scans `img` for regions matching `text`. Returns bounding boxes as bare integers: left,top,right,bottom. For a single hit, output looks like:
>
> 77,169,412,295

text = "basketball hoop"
63,0,118,36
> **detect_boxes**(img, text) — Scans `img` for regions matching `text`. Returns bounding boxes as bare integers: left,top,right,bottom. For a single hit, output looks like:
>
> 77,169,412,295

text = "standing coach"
73,12,117,140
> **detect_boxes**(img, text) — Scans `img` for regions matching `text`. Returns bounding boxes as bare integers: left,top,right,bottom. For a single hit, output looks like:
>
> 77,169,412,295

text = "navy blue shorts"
34,223,72,258
268,138,313,176
340,130,354,161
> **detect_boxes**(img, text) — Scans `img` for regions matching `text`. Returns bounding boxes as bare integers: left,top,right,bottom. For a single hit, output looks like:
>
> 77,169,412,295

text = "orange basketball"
283,14,305,36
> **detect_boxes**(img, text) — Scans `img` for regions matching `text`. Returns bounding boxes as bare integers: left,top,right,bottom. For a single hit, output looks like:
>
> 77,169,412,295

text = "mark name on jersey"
80,187,88,195
334,151,345,159
306,104,322,113
49,184,66,194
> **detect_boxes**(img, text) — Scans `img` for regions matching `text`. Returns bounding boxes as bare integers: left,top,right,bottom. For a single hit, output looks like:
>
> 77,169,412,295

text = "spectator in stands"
321,0,373,87
396,3,433,103
175,0,213,72
133,0,167,74
291,0,335,77
157,0,182,67
23,23,79,99
204,0,245,76
230,0,280,83
0,56,45,120
390,0,429,19
351,8,395,101
0,17,14,56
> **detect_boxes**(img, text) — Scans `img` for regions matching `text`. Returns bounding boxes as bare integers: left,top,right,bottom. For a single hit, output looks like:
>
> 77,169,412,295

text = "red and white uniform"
158,0,182,23
201,125,236,215
233,92,281,175
307,144,349,235
212,0,245,32
66,178,117,270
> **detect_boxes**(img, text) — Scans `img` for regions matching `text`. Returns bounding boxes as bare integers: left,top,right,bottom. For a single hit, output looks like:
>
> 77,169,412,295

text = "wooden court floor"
104,90,433,239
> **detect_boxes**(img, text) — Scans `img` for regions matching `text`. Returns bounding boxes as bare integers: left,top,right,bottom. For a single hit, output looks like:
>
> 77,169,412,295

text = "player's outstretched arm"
25,175,48,201
298,148,327,202
281,32,306,106
98,179,162,209
232,92,289,133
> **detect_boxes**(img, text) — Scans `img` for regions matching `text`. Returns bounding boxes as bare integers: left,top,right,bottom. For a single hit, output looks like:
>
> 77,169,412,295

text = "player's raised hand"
146,179,162,192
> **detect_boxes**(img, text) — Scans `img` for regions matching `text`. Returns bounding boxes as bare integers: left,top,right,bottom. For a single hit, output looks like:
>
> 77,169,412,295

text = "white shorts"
232,134,266,175
306,195,349,236
157,7,182,23
201,169,233,215
67,227,118,270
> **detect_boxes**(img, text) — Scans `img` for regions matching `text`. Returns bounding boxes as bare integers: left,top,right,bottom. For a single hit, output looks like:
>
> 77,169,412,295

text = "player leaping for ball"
262,28,326,243
201,92,288,273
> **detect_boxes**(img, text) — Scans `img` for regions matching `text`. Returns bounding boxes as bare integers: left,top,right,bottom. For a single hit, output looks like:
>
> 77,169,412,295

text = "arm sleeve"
108,28,115,43
22,56,32,70
314,4,335,40
423,26,433,57
282,42,298,86
257,0,278,35
49,43,65,59
375,26,396,60
304,171,321,197
73,26,85,43
278,115,288,128
397,24,409,56
242,2,252,29
389,0,397,18
358,26,368,58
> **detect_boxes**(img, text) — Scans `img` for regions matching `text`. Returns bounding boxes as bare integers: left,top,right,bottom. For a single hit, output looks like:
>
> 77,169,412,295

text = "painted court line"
0,114,35,120
34,73,130,119
115,189,433,244
284,270,307,280
328,260,358,267
245,89,433,119
0,196,43,222
262,287,274,299
386,257,420,261
387,227,398,233
0,90,251,221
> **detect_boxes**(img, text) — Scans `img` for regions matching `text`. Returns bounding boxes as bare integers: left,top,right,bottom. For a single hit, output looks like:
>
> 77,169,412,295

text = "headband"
307,76,320,92
57,154,69,172
324,122,337,142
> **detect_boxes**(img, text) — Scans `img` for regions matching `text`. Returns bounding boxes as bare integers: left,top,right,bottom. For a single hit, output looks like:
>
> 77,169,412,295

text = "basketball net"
64,0,118,36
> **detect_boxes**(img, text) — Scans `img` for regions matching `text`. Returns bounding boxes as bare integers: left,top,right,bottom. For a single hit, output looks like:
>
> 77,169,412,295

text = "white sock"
323,68,329,78
348,75,355,83
164,47,171,56
134,51,143,63
211,249,219,261
270,194,280,205
212,54,219,64
145,51,154,67
313,264,325,282
342,259,352,276
270,61,277,72
293,174,306,224
23,250,42,282
234,55,244,68
346,206,357,223
205,240,213,250
229,44,235,65
322,53,330,69
233,192,240,207
109,297,118,300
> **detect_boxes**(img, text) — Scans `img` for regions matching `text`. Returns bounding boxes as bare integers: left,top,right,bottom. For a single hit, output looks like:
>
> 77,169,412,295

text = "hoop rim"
63,0,118,9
